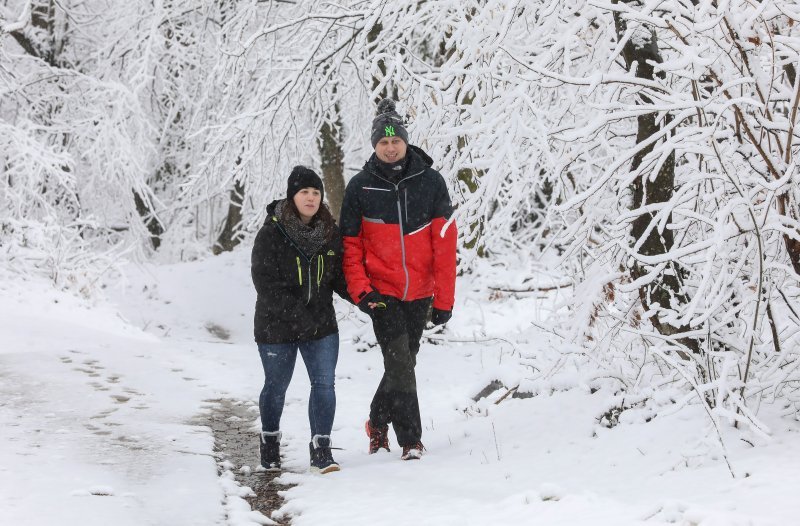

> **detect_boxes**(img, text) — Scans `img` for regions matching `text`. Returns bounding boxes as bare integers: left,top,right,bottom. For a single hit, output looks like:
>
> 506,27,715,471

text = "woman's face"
293,187,322,224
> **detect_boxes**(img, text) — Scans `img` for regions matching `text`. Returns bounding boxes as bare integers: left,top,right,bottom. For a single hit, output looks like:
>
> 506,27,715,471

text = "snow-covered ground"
1,250,799,526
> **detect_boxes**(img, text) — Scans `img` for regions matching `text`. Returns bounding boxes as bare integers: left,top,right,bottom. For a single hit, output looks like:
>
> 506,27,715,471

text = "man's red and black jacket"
339,145,457,311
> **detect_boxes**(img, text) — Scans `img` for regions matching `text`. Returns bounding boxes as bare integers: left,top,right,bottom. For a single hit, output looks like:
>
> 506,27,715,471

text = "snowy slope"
1,251,799,525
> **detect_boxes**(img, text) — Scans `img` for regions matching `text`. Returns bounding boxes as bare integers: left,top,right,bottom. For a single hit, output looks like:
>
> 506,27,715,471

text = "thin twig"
494,386,519,405
492,422,501,462
765,298,782,357
777,288,800,322
650,347,737,479
785,67,800,166
710,138,764,426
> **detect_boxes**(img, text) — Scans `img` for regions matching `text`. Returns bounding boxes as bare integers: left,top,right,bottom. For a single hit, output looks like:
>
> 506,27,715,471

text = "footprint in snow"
91,408,120,420
71,486,115,497
82,359,103,370
205,322,231,341
73,367,101,378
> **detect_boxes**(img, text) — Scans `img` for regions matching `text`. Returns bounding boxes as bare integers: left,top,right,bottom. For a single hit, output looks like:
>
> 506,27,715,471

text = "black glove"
430,308,452,326
357,291,388,315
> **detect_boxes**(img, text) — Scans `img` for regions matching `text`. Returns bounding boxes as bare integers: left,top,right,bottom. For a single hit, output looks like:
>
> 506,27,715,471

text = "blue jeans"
257,332,339,438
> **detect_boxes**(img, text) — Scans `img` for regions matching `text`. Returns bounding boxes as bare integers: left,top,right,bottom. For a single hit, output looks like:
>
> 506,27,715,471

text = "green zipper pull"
296,256,302,286
317,254,323,286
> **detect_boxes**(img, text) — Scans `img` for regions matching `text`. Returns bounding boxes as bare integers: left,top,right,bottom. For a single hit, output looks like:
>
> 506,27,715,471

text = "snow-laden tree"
1,0,158,291
4,0,800,446
187,1,557,260
306,0,800,444
490,0,800,443
182,0,405,246
1,0,231,284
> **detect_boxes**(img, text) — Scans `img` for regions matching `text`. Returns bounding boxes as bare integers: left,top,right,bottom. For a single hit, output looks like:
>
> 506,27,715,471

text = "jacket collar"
364,145,434,182
266,199,282,217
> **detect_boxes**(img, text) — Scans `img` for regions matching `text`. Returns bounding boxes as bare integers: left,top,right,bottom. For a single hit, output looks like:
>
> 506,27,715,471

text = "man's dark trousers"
369,296,432,447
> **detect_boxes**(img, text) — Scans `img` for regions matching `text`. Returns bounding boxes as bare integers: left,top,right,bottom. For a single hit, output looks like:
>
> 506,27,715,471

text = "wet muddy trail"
202,398,293,525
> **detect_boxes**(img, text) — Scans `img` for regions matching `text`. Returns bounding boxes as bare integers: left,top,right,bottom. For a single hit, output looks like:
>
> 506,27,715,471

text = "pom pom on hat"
376,98,396,115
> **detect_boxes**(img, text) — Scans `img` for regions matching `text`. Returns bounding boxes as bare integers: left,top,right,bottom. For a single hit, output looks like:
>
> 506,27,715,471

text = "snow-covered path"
0,284,222,525
2,252,800,526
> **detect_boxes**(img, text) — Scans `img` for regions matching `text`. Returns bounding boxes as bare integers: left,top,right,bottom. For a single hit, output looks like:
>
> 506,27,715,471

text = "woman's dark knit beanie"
286,165,324,202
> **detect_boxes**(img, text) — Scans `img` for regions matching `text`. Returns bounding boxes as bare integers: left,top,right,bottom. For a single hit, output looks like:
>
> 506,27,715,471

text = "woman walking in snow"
251,166,350,474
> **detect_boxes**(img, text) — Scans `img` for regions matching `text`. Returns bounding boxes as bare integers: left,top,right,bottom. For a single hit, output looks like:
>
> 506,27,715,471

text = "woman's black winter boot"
260,431,281,471
309,435,340,474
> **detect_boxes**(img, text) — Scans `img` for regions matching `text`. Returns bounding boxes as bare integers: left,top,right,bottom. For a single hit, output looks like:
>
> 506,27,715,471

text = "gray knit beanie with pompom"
370,99,409,147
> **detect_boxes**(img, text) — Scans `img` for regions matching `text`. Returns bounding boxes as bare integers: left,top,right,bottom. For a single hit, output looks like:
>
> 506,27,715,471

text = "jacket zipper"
294,257,312,304
369,168,424,301
394,197,410,299
276,221,315,305
307,262,312,303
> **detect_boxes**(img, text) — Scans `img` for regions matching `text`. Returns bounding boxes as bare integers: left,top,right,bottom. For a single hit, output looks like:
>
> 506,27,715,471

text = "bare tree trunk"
134,191,165,251
318,112,346,221
213,179,245,254
367,22,398,103
13,0,64,66
456,93,486,256
613,4,699,354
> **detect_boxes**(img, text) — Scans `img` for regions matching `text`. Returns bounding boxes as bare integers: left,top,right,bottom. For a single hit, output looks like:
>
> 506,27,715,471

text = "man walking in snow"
339,98,457,460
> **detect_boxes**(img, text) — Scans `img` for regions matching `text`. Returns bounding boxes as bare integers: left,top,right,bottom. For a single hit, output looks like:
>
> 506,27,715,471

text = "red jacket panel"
340,146,457,311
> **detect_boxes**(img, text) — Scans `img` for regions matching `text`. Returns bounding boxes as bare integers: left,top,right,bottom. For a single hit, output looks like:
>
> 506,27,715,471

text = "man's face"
375,136,407,163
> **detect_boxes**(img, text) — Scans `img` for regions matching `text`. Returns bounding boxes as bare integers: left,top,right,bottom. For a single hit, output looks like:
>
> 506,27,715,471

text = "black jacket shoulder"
340,146,453,236
251,201,348,344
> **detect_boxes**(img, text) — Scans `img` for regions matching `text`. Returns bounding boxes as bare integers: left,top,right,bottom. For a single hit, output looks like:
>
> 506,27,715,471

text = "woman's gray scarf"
275,200,328,258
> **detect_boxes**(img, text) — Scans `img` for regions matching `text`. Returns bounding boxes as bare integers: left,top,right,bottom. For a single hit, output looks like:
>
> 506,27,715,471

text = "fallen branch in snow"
494,386,519,405
488,283,573,293
422,332,519,353
472,380,504,402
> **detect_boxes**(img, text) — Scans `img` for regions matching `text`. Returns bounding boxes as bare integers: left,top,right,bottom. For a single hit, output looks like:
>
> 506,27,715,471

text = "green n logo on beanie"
385,126,395,137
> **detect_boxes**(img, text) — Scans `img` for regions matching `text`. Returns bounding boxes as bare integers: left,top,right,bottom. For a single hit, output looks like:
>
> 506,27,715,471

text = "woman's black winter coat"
251,200,350,344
